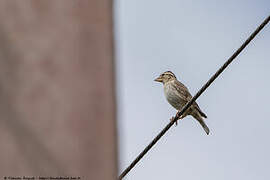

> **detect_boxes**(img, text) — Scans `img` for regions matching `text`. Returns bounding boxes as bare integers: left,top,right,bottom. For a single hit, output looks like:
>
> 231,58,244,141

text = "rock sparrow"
155,71,209,135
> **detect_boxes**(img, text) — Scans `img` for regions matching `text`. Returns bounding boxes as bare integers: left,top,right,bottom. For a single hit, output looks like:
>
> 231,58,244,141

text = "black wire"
119,15,270,180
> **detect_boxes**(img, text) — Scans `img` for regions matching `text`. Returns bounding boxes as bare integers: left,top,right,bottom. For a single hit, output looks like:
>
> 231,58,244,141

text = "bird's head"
154,71,177,84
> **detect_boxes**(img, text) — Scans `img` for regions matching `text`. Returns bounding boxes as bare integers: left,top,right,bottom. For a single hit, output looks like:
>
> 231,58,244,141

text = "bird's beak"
154,76,163,82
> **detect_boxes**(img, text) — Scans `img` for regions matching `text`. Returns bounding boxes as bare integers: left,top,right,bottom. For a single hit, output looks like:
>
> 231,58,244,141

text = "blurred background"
0,1,117,180
0,1,269,180
115,0,270,180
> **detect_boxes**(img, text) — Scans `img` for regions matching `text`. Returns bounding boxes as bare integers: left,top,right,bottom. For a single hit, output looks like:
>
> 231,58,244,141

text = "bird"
154,71,210,135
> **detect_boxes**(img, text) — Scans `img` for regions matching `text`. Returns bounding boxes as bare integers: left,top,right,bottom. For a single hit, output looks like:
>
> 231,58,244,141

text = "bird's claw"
170,116,178,126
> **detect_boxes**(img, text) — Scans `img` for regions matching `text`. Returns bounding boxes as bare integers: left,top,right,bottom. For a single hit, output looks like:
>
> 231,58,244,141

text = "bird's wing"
173,80,207,118
172,80,192,102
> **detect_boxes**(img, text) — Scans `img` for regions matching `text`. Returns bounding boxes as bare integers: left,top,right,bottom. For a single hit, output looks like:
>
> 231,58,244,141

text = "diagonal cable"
119,15,270,180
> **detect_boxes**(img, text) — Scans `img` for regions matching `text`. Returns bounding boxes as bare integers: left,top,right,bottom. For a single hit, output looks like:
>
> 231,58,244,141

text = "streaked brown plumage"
155,71,209,135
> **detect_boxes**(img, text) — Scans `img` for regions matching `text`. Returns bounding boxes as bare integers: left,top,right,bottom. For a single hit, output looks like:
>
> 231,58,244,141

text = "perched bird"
155,71,209,135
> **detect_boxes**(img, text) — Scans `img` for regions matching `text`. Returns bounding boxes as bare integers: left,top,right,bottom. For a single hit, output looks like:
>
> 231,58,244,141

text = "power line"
119,15,270,179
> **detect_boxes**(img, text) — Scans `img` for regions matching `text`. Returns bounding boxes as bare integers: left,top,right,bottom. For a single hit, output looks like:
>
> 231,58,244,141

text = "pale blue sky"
114,1,270,179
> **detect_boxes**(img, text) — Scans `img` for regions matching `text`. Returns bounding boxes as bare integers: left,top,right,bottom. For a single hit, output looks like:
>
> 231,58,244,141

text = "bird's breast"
164,83,185,110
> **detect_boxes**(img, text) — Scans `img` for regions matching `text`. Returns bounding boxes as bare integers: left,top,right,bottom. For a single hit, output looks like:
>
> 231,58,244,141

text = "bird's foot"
170,116,178,126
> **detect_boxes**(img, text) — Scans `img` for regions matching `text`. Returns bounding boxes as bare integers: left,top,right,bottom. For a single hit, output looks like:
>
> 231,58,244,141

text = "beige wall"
0,1,117,179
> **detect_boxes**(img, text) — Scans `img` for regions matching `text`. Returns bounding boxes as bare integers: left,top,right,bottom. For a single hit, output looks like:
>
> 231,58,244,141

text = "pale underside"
162,79,209,135
164,80,201,116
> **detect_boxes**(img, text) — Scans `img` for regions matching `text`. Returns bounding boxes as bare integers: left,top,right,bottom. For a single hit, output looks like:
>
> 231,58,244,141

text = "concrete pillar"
0,1,117,179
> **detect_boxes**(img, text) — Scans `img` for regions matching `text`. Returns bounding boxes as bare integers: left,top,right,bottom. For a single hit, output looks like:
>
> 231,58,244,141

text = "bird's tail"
194,106,207,118
192,112,210,135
